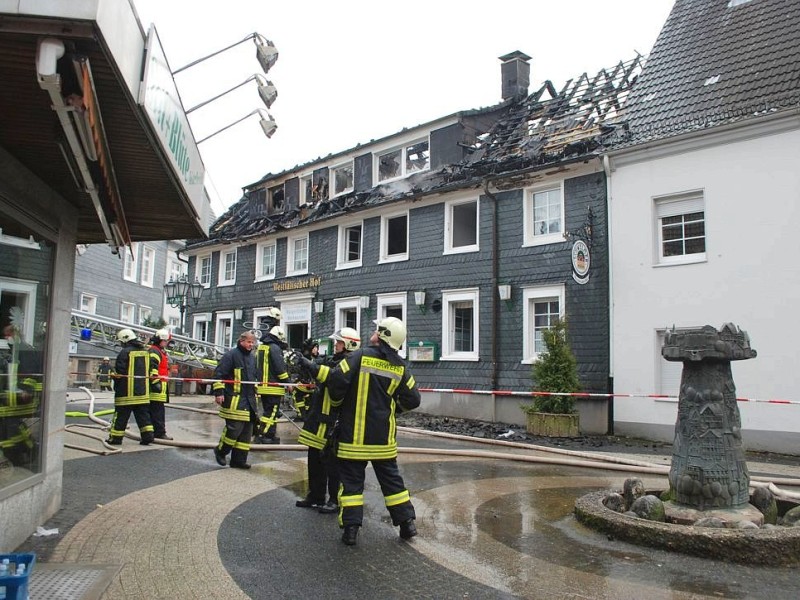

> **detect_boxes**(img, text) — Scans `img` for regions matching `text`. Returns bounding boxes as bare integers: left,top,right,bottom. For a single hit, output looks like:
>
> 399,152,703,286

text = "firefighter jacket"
149,344,169,402
327,342,420,461
213,342,258,422
114,341,150,406
297,351,347,450
255,335,290,397
97,362,113,385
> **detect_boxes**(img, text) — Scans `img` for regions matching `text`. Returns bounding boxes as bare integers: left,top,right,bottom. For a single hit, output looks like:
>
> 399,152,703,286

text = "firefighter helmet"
117,328,137,343
329,327,361,352
154,328,172,341
374,317,406,351
269,326,287,343
263,306,282,325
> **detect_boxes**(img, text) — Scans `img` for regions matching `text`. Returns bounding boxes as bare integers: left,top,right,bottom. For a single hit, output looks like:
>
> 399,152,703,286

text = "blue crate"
0,553,35,600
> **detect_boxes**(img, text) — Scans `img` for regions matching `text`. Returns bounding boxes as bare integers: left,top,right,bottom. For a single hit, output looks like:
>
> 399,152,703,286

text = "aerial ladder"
70,310,225,369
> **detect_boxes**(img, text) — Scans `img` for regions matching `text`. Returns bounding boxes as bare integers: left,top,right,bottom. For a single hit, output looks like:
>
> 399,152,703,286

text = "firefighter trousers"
337,458,415,527
217,417,254,467
307,446,339,504
109,404,154,443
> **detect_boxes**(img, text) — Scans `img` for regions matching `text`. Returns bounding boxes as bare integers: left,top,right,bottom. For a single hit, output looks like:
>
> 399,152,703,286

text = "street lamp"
164,275,204,334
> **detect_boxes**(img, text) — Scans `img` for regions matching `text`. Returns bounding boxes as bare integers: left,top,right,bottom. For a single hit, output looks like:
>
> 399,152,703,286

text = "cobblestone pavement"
15,393,800,599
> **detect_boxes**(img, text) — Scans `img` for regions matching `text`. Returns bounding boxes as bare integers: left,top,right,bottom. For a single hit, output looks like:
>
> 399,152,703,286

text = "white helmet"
154,328,172,341
117,328,137,343
264,307,282,322
329,327,361,352
374,317,406,351
269,326,287,343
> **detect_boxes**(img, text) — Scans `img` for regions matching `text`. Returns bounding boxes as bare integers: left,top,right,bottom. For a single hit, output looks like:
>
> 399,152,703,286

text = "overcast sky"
132,0,675,216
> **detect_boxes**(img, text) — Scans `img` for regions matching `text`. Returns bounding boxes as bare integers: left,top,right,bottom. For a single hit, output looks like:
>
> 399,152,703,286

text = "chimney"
499,51,531,102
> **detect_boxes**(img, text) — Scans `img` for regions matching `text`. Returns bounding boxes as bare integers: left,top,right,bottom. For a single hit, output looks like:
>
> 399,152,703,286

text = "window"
287,234,309,275
198,254,212,287
522,285,564,363
445,197,479,254
218,249,237,286
441,288,479,361
139,305,152,325
655,192,706,265
523,184,564,246
334,298,361,332
168,260,184,284
123,242,139,282
337,222,363,269
331,162,354,196
215,311,234,349
140,246,155,287
120,302,135,324
380,212,408,263
193,314,210,342
656,329,681,399
79,293,97,314
300,174,313,206
255,241,277,281
377,293,407,357
268,184,284,214
376,138,430,182
168,316,180,332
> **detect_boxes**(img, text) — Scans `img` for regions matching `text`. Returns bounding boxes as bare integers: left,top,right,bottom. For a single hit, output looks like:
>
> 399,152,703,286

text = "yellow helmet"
374,317,406,351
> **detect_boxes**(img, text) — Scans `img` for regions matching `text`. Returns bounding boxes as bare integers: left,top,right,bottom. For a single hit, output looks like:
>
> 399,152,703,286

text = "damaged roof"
618,0,800,146
194,56,645,247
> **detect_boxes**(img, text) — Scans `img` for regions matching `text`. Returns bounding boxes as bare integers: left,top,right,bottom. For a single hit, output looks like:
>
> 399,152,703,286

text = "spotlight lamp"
256,36,279,73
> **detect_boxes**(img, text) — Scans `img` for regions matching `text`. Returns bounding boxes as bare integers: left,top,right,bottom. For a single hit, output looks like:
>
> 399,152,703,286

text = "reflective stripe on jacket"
213,343,258,422
297,353,345,450
149,345,169,402
255,339,290,396
114,343,150,406
328,344,420,461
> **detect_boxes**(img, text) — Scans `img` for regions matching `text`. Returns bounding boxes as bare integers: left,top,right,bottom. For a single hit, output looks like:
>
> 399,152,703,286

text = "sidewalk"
16,394,800,599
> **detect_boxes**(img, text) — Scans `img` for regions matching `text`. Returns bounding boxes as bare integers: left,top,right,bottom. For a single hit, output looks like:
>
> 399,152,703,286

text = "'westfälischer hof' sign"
571,240,590,285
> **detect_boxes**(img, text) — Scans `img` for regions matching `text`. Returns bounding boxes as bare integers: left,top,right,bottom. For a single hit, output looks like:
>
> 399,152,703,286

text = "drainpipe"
483,178,500,395
602,154,615,435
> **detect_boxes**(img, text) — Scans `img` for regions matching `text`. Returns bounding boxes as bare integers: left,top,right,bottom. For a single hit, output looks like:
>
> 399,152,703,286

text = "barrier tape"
62,372,799,407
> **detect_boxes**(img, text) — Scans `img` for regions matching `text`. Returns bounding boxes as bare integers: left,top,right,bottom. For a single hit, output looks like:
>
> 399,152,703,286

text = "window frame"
268,184,285,214
331,161,354,197
379,210,409,264
440,288,480,361
336,220,363,270
287,234,309,276
79,293,97,314
123,242,139,282
139,305,152,325
218,248,237,287
334,297,362,334
215,310,234,349
198,254,212,288
444,196,480,254
653,191,707,266
120,301,135,324
299,173,313,206
193,313,211,343
521,284,565,364
254,240,277,282
140,245,155,287
375,137,430,183
523,182,565,247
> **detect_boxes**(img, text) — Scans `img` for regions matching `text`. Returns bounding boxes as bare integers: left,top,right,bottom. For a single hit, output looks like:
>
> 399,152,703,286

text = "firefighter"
291,338,318,420
212,330,258,469
296,317,420,546
148,328,173,440
254,325,291,444
295,328,359,513
107,328,155,446
97,357,113,391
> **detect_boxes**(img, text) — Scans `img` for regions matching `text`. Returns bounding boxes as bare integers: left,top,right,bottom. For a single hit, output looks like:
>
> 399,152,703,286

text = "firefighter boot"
342,525,359,546
399,518,417,540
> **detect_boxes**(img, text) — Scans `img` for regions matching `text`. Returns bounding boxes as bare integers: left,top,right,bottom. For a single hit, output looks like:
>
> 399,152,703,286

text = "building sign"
571,240,591,285
272,276,321,292
139,26,206,231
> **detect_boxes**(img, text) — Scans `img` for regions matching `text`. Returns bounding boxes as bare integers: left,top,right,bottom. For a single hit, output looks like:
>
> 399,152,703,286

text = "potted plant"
522,319,581,437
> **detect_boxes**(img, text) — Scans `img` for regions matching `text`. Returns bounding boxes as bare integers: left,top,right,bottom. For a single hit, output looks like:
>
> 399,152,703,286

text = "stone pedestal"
662,323,756,510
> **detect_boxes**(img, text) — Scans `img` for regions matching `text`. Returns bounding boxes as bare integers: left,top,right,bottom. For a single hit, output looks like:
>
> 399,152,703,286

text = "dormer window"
268,184,284,214
376,138,430,183
300,174,313,206
332,161,354,196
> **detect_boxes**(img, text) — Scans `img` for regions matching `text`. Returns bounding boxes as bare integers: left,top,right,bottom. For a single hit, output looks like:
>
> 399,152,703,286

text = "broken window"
248,188,267,215
376,138,430,182
300,174,313,205
332,162,354,196
381,212,408,261
446,198,478,253
268,184,284,214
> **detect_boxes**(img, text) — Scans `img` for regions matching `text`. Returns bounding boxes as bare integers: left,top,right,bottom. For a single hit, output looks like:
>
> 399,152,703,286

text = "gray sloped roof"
620,0,800,145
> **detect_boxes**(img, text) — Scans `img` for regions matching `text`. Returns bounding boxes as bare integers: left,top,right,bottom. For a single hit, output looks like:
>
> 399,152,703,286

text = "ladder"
70,310,225,368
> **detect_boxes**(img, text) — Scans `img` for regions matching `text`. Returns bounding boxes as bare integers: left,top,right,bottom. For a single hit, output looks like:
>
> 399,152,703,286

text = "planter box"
526,411,580,437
